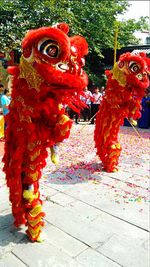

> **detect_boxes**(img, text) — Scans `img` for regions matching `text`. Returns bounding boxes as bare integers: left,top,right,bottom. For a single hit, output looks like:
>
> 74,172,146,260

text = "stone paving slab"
45,202,113,249
124,174,149,189
63,178,149,230
91,213,148,246
44,197,149,250
65,200,148,245
45,224,87,257
0,253,26,267
97,234,150,267
90,170,133,182
0,201,11,213
0,223,26,258
12,241,84,267
76,248,122,267
50,191,76,206
0,184,9,204
0,208,13,231
123,168,149,177
0,126,149,266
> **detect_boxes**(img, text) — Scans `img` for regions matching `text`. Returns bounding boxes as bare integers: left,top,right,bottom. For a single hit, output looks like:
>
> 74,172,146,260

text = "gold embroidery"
28,225,42,236
30,150,41,161
19,114,32,123
27,141,41,151
15,96,34,113
29,204,42,216
28,217,42,227
28,165,37,171
112,63,126,87
19,56,44,92
28,170,39,181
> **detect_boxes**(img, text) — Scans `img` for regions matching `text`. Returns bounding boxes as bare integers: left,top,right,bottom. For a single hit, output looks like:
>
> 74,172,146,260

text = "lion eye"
118,61,124,68
136,73,143,80
128,61,141,73
38,39,60,58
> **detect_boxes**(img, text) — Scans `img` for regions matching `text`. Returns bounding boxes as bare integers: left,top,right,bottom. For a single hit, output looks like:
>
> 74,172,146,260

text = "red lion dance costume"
3,23,88,242
94,52,149,172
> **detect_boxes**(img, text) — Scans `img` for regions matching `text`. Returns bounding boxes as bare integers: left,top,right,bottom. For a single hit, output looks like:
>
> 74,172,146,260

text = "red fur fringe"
94,52,150,172
3,23,88,240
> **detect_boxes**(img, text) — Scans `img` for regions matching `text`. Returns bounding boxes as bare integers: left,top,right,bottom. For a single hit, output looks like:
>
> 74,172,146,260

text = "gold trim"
19,56,44,92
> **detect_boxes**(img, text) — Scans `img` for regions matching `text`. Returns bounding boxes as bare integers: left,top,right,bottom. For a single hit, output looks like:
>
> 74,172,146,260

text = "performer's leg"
104,142,122,172
75,112,79,124
23,182,45,242
87,105,91,121
50,143,59,164
10,188,26,227
22,143,46,242
91,104,97,124
82,108,86,121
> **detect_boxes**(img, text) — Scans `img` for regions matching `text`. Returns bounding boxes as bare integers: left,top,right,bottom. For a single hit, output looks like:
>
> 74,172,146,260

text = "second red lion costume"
3,23,88,242
94,52,149,172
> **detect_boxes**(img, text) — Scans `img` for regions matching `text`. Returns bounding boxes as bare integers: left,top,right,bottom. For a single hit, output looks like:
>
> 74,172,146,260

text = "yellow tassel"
50,144,59,165
28,171,39,181
58,114,70,125
0,115,4,138
23,190,38,202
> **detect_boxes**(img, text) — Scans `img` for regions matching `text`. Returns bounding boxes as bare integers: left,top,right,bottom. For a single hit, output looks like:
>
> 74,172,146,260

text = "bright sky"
118,0,150,21
118,0,150,44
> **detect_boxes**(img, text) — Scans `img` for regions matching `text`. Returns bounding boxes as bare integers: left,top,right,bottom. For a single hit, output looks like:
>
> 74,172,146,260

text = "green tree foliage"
117,17,149,47
0,0,149,85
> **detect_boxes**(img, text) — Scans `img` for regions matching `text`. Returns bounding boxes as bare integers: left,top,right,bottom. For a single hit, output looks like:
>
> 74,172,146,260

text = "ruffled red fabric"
3,23,88,240
94,52,150,172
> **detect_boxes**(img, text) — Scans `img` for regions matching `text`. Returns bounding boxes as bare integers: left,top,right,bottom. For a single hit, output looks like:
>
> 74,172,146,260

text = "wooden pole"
114,23,119,65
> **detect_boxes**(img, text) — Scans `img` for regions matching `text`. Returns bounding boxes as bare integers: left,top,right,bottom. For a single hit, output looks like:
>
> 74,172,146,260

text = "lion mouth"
54,61,82,75
55,62,69,72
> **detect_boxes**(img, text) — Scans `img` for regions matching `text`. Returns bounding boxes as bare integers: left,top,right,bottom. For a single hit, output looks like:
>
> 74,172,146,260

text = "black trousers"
91,104,99,124
82,105,91,121
68,108,79,123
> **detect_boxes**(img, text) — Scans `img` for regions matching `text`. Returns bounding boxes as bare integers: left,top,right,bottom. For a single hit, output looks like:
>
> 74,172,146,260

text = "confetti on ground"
0,124,150,208
41,124,150,206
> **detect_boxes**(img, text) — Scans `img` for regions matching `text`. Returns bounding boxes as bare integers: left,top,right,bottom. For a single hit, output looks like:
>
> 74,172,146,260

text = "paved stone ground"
0,125,149,267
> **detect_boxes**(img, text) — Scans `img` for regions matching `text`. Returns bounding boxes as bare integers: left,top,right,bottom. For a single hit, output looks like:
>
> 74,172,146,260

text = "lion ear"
22,47,32,58
7,66,20,76
139,52,146,58
52,22,69,34
22,47,34,62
